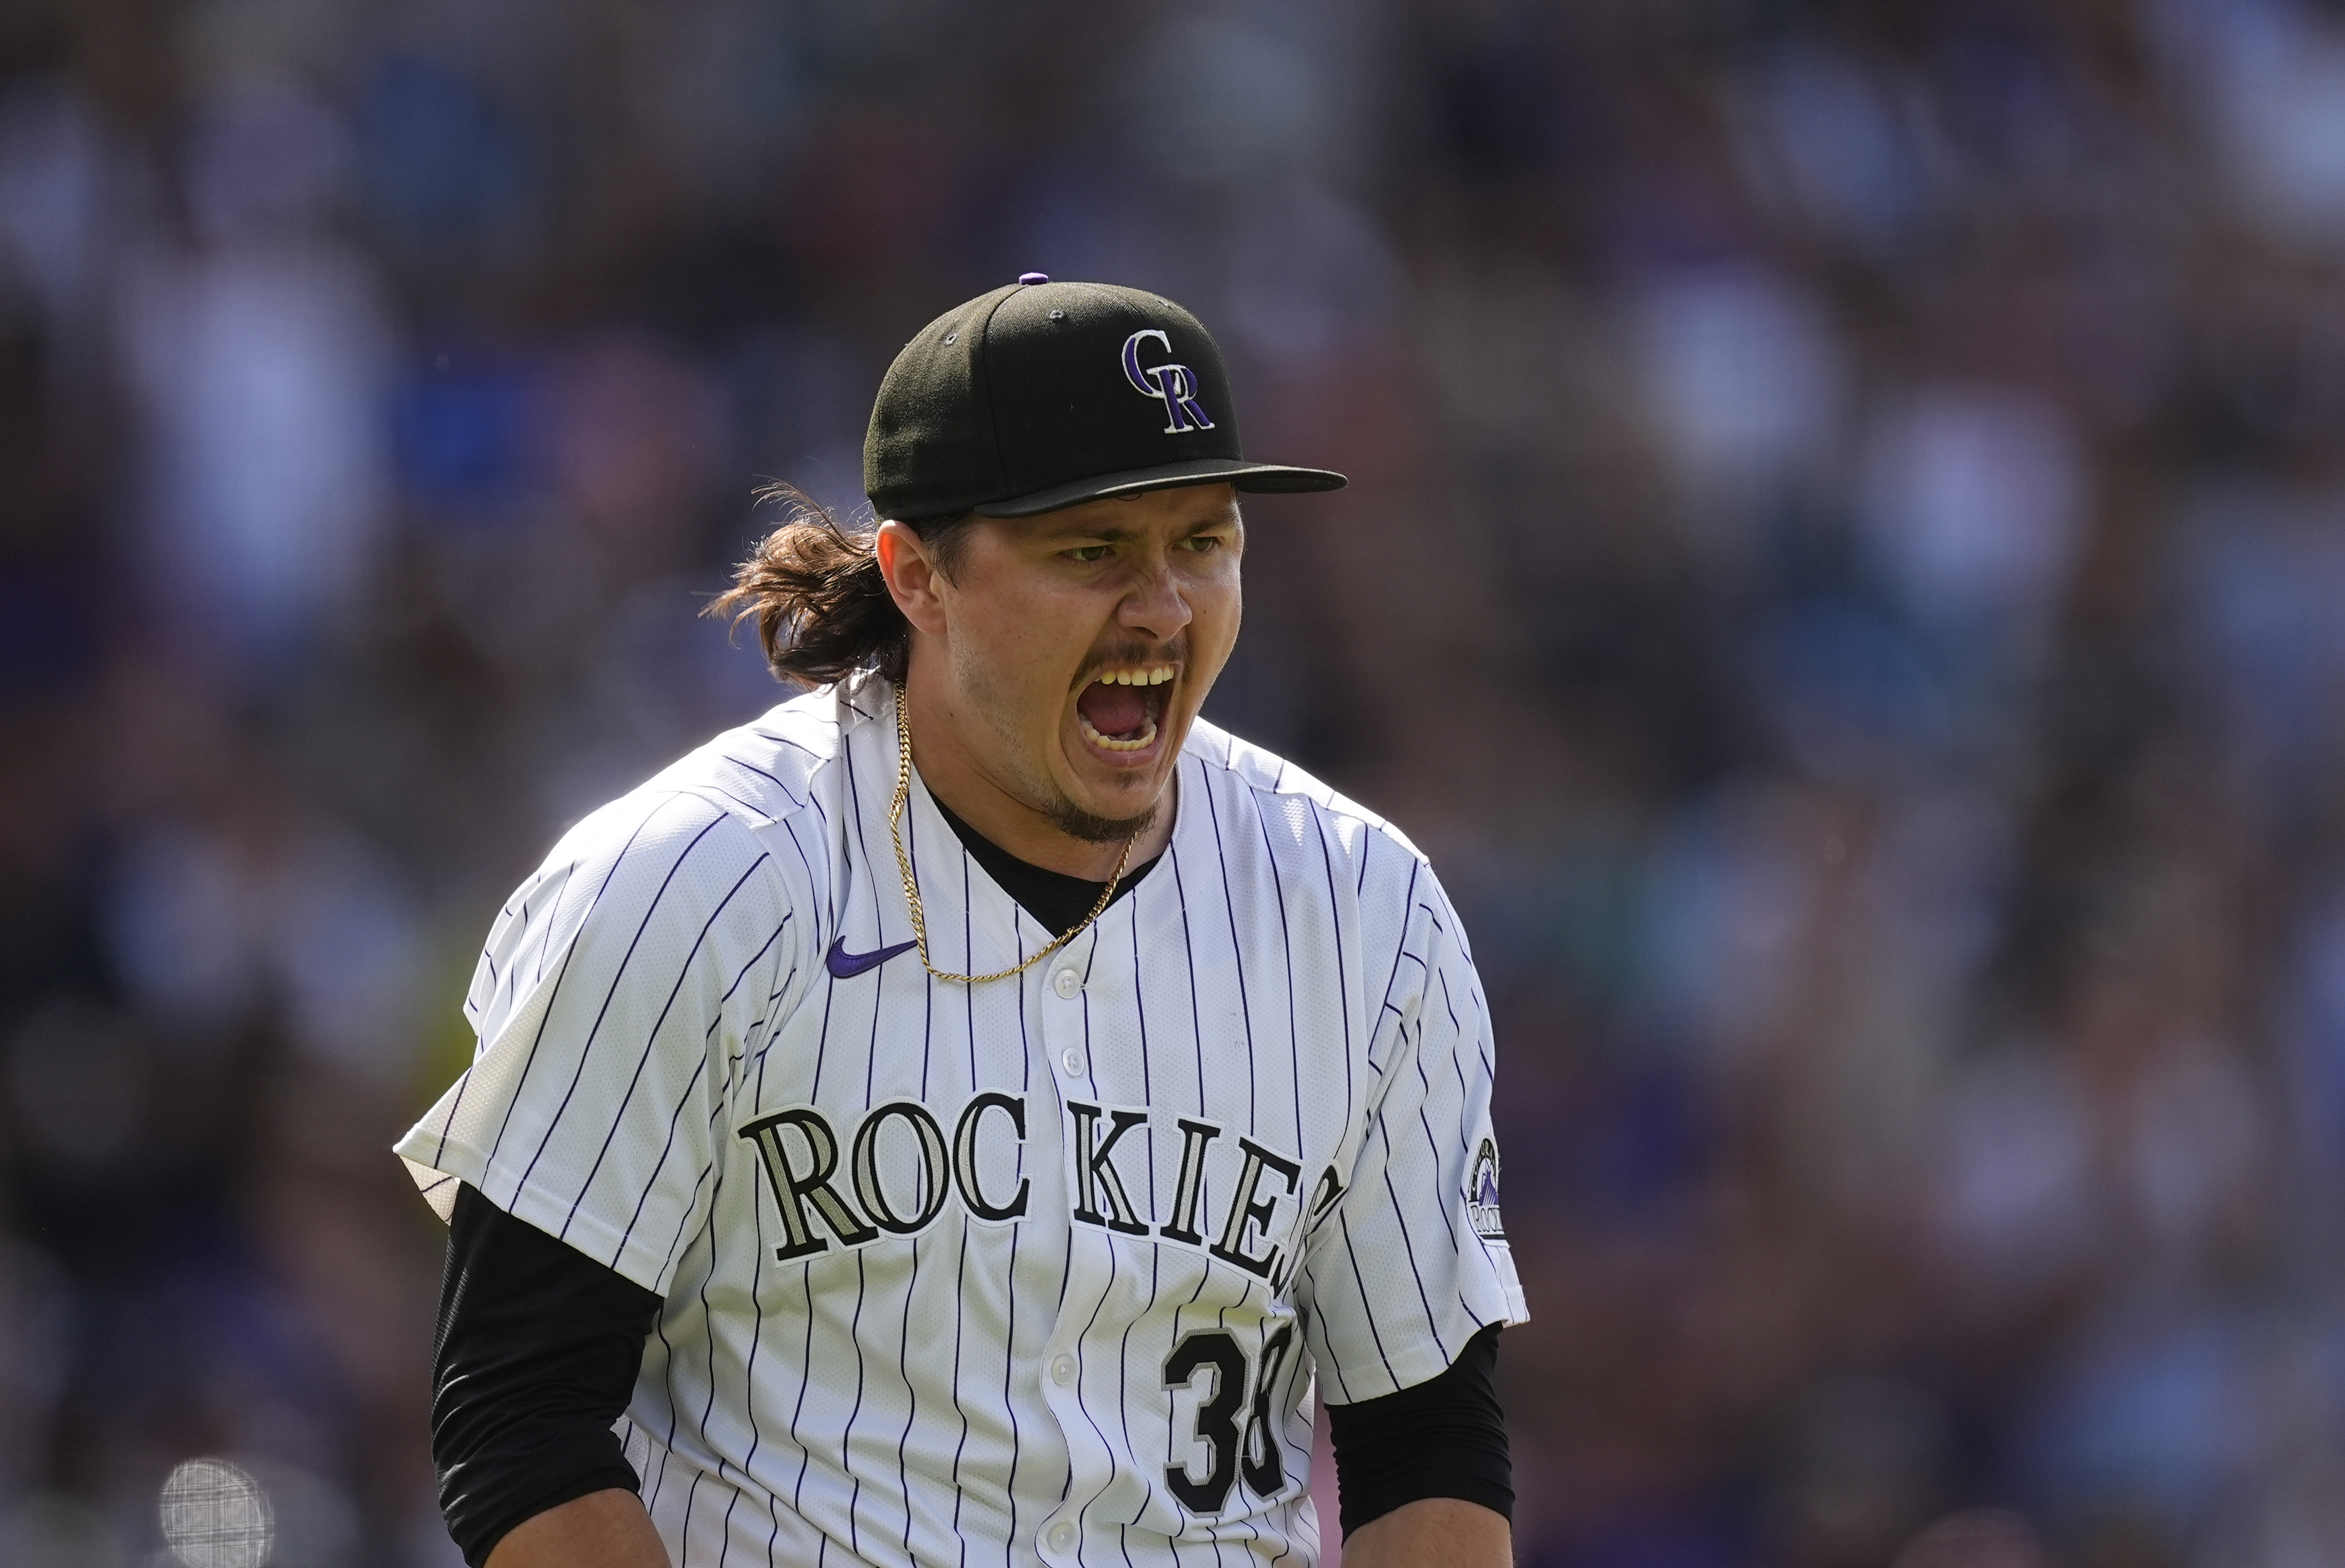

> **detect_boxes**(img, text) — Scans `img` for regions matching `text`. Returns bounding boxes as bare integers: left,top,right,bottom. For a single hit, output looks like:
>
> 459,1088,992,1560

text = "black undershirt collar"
928,796,1163,939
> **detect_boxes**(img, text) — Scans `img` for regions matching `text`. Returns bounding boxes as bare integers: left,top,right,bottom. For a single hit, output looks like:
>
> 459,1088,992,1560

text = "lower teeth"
1081,714,1158,752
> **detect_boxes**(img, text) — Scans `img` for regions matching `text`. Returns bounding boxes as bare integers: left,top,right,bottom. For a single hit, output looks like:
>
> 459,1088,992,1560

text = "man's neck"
928,795,1165,939
896,681,1178,879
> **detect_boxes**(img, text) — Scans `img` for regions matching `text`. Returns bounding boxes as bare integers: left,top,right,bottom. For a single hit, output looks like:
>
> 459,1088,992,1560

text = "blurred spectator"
117,82,391,683
1856,385,2083,659
1634,263,1845,536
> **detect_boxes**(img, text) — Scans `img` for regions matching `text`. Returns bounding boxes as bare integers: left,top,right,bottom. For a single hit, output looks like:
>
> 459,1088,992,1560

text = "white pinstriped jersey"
397,671,1526,1568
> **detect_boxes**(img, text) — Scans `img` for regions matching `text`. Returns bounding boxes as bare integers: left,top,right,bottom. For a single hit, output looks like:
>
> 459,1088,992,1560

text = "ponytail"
707,485,968,687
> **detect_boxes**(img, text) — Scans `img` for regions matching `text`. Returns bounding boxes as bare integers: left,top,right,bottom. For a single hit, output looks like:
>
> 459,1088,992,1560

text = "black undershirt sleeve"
433,1184,664,1567
1324,1324,1513,1539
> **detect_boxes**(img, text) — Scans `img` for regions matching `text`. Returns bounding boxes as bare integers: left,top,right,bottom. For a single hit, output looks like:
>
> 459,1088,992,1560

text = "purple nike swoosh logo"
825,935,919,979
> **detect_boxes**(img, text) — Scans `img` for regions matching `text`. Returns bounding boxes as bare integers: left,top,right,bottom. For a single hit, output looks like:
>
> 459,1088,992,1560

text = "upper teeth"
1099,668,1174,686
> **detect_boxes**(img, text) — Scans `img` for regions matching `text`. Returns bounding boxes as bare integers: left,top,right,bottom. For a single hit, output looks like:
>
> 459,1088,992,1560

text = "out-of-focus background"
4,0,2345,1563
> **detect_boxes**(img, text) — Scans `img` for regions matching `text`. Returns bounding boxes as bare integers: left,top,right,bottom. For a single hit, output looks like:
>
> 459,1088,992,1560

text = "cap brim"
971,457,1347,519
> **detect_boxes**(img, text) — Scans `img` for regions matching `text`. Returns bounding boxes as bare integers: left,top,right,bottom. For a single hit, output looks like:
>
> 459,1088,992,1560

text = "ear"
874,521,949,637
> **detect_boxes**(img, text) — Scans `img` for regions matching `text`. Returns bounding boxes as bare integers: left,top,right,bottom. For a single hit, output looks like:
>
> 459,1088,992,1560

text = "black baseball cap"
864,276,1346,522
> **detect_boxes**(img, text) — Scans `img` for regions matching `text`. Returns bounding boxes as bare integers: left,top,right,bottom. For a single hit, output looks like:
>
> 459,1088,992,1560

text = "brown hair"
707,484,971,687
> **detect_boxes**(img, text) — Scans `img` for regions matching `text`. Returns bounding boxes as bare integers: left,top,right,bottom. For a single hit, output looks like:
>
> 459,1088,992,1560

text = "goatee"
1047,798,1158,847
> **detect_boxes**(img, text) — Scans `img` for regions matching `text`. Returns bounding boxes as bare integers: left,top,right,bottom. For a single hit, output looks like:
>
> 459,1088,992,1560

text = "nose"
1116,554,1193,643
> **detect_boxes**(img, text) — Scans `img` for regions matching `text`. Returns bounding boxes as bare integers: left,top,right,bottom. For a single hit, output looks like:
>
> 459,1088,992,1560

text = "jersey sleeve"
1298,867,1528,1404
395,789,801,1296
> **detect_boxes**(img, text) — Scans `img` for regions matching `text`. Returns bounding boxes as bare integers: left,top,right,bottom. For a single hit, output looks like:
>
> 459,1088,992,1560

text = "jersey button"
1052,967,1081,999
1047,1522,1076,1552
1050,1354,1076,1385
1060,1047,1084,1077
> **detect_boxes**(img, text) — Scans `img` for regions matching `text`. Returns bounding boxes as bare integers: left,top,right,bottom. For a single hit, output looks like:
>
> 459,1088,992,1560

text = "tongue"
1078,681,1150,738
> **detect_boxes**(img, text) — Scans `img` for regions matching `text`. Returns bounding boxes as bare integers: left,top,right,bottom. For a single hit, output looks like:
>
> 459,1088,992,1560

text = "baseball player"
401,277,1527,1568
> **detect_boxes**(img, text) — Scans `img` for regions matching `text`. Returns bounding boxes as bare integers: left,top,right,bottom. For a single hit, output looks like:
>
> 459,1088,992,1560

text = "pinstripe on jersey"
398,671,1528,1568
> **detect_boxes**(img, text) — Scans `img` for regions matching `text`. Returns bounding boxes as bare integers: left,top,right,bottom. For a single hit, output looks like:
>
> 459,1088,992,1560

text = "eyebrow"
1041,508,1240,543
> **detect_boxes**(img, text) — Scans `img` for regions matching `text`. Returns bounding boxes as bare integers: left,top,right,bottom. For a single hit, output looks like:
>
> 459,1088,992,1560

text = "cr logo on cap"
1120,329,1215,435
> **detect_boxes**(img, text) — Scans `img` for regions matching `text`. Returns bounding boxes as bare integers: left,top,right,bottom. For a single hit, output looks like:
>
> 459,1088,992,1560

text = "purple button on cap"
1018,272,1049,285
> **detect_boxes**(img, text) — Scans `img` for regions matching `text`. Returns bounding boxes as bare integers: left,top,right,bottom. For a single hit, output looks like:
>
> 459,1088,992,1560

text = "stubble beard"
991,742,1162,847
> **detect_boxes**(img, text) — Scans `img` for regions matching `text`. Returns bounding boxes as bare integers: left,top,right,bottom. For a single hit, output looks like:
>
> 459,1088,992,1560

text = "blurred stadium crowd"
2,0,2344,1563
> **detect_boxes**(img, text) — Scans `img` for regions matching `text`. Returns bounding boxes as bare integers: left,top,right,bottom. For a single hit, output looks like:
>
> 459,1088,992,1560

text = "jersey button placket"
1046,952,1088,1081
1037,928,1108,1554
1060,965,1083,1078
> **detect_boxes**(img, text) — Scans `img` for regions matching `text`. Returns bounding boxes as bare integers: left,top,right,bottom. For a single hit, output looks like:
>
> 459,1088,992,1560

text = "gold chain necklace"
889,693,1139,986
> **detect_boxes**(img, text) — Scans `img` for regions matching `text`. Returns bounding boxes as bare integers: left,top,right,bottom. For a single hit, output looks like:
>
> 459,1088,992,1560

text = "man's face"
904,483,1243,840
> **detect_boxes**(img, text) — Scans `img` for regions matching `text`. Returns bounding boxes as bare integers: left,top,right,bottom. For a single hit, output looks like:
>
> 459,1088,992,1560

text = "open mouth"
1074,666,1174,754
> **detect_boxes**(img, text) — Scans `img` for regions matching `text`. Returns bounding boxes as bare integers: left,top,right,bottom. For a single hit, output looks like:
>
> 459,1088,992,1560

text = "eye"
1179,534,1224,553
1063,544,1111,563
